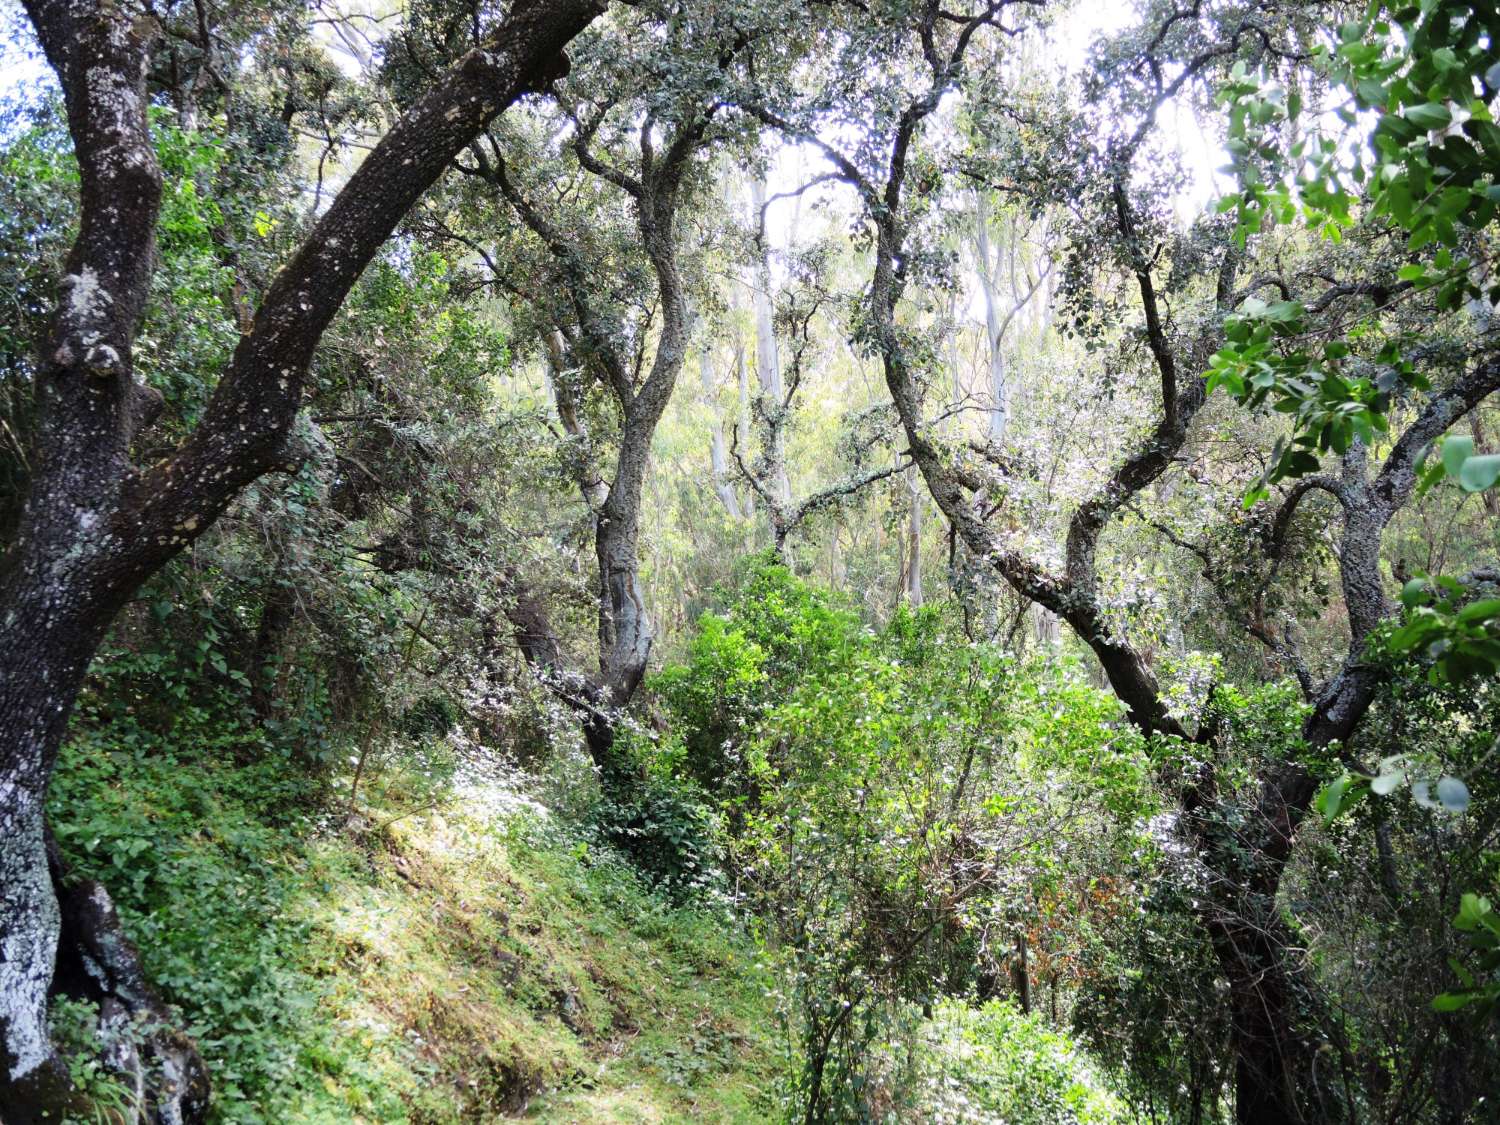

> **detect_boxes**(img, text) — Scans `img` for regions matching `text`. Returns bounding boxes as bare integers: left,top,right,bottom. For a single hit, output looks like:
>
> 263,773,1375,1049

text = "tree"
425,1,752,768
745,0,1498,1119
0,0,601,1115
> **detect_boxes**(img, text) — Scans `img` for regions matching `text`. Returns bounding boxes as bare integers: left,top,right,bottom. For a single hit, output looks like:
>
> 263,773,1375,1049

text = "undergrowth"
47,703,776,1123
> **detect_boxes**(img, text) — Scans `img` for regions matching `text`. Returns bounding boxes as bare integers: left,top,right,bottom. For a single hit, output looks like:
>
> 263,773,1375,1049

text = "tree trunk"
594,494,653,707
48,832,211,1124
734,334,756,521
749,178,791,506
1012,931,1031,1014
0,650,82,1115
973,191,1011,445
1188,757,1348,1125
1,0,601,1110
905,465,924,606
1205,908,1335,1125
0,575,210,1123
699,337,742,518
248,570,297,722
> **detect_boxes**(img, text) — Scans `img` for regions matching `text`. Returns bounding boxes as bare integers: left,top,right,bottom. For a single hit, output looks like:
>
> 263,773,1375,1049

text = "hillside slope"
48,732,775,1123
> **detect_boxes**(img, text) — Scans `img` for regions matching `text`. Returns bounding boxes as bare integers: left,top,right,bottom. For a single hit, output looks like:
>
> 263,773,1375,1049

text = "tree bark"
905,465,924,606
735,332,756,520
488,98,710,763
248,568,298,723
974,190,1011,444
1203,905,1336,1125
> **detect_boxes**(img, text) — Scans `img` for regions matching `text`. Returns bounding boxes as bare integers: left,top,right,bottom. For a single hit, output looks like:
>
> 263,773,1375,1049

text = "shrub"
899,1000,1130,1124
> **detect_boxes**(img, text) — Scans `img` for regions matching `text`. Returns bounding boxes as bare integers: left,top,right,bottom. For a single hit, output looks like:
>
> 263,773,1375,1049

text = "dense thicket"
0,0,1496,1122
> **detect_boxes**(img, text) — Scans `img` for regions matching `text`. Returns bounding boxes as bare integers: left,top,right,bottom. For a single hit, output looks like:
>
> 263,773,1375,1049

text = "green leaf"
1436,776,1470,813
1458,454,1500,491
1442,435,1475,477
1404,102,1453,130
1455,598,1500,624
1370,772,1404,796
1316,775,1351,825
1455,893,1493,932
1432,991,1474,1012
1317,774,1368,825
1400,578,1429,608
1356,78,1387,107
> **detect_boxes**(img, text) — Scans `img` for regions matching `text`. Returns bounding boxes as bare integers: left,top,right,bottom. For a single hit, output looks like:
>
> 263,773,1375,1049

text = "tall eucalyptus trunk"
749,177,791,505
973,191,1011,444
905,465,924,606
698,332,742,518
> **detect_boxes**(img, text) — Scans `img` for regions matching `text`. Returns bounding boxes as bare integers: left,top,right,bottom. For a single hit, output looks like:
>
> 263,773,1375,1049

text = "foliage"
1213,1,1499,496
48,691,775,1122
1437,892,1500,1019
899,1000,1130,1125
4,0,1499,1120
47,997,138,1125
661,562,1151,1121
588,726,729,901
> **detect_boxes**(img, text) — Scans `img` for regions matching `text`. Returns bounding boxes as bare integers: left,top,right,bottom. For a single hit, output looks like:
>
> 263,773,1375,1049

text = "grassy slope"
49,734,775,1123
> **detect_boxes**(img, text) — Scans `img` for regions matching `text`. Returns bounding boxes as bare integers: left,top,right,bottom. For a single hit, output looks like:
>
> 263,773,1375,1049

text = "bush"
899,1000,1130,1124
48,719,407,1121
589,727,728,901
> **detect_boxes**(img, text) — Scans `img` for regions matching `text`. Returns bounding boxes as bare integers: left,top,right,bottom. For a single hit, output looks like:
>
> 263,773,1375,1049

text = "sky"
0,1,49,111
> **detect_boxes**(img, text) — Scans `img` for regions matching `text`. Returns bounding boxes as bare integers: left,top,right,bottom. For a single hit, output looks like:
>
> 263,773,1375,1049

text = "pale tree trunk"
905,465,924,606
1031,604,1060,647
735,337,757,521
974,190,1011,445
749,177,791,505
975,190,1062,646
698,335,742,518
973,191,1051,448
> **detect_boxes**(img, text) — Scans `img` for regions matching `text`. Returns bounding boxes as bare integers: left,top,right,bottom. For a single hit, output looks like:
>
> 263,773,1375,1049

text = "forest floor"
49,729,777,1123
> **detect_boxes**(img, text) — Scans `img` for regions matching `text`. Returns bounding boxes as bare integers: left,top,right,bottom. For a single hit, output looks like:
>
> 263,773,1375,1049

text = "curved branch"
1373,354,1500,516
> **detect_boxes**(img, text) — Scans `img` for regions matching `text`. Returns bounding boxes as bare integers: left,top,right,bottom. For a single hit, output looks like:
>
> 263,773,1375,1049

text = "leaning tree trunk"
0,589,121,1116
